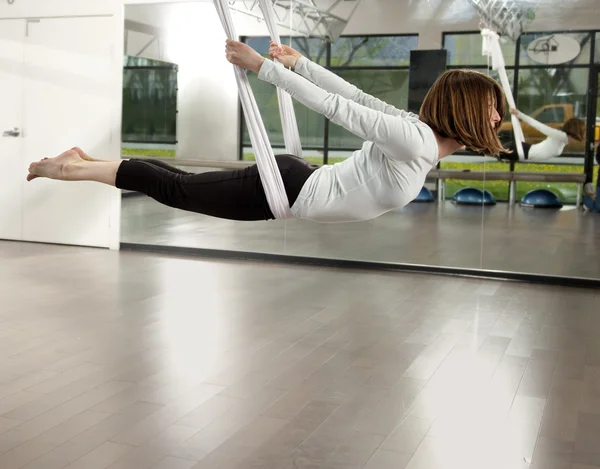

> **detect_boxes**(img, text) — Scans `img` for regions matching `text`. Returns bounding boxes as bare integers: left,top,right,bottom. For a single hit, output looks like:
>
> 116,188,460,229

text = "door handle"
2,128,20,137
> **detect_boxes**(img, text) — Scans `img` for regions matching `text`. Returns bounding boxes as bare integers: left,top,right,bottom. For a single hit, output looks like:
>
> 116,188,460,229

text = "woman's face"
489,97,501,129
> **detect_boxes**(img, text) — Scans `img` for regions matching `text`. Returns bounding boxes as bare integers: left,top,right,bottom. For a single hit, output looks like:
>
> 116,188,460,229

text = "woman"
27,40,506,223
501,107,586,162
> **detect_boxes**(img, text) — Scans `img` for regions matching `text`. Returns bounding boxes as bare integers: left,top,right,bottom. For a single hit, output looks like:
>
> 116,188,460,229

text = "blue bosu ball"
520,189,563,208
452,187,496,205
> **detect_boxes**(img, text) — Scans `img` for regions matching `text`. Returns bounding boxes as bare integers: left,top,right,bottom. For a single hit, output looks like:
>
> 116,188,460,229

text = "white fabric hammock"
257,0,303,158
481,28,525,159
213,0,303,219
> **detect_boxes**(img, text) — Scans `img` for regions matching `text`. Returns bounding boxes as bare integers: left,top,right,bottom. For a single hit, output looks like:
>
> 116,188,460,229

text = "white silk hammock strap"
481,28,525,160
257,0,303,158
213,0,303,220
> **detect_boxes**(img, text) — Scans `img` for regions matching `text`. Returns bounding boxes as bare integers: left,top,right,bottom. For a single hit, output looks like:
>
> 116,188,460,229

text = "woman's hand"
268,41,302,68
510,107,519,116
225,39,265,73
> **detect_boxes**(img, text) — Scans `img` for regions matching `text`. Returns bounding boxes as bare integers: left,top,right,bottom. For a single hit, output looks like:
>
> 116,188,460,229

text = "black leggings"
500,141,532,162
115,154,318,221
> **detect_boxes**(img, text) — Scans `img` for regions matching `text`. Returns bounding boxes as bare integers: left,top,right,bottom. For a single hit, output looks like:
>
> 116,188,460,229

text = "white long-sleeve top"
257,56,439,222
516,110,569,161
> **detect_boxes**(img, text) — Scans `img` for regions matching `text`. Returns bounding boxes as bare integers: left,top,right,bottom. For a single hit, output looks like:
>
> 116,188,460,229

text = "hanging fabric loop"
213,0,294,219
257,0,303,157
481,28,525,160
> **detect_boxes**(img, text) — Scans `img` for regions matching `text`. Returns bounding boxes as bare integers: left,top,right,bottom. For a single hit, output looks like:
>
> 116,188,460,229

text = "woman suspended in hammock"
27,40,508,223
500,107,586,162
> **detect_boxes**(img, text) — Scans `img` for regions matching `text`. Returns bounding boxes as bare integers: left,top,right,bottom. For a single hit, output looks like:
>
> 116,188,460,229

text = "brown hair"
419,69,508,157
562,117,586,142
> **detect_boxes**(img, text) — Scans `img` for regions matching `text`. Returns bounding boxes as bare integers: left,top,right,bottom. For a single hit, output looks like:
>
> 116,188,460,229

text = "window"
516,68,588,118
242,73,325,148
535,107,565,124
443,32,516,66
327,69,409,150
240,35,417,164
122,56,178,144
330,36,416,67
516,67,588,155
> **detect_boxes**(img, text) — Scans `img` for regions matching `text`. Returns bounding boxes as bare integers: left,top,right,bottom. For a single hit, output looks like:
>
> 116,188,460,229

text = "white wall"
124,3,272,161
0,0,119,17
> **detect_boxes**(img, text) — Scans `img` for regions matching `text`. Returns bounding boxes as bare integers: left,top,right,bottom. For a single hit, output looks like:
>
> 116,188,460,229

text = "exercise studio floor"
120,196,600,280
2,241,599,469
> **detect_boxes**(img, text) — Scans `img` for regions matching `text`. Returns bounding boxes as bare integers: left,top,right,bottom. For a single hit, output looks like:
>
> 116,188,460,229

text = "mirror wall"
119,0,600,284
480,29,600,279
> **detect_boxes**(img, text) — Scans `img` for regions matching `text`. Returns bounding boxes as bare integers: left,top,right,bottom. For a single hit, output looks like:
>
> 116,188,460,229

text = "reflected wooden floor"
120,196,600,280
1,241,599,469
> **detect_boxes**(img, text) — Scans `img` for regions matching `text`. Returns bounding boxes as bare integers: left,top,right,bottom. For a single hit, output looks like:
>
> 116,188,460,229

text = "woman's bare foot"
71,147,95,162
27,149,84,181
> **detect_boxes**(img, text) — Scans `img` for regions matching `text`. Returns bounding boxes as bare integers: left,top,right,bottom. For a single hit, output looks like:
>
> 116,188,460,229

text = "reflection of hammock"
214,0,302,219
481,29,525,160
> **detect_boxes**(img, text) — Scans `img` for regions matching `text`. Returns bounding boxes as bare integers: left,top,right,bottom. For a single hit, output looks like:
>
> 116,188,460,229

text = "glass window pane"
289,37,328,65
535,107,565,123
444,33,515,66
244,36,271,56
122,64,178,144
596,32,600,63
244,36,327,65
330,36,417,67
327,70,409,150
242,73,325,154
516,68,588,154
519,32,591,66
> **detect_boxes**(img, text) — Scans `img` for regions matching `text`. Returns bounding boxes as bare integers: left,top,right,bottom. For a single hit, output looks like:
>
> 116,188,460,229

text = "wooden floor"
120,196,600,280
1,240,600,469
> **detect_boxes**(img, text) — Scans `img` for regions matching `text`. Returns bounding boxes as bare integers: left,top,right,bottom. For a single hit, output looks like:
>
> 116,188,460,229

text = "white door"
0,19,25,240
21,16,116,247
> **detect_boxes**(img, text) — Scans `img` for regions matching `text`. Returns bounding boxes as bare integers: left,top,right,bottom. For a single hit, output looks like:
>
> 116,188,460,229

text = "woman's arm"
257,59,427,161
514,109,568,141
270,42,409,117
293,56,408,118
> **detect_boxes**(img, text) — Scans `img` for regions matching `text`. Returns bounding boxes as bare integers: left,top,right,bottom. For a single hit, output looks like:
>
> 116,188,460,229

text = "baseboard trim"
119,243,600,290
